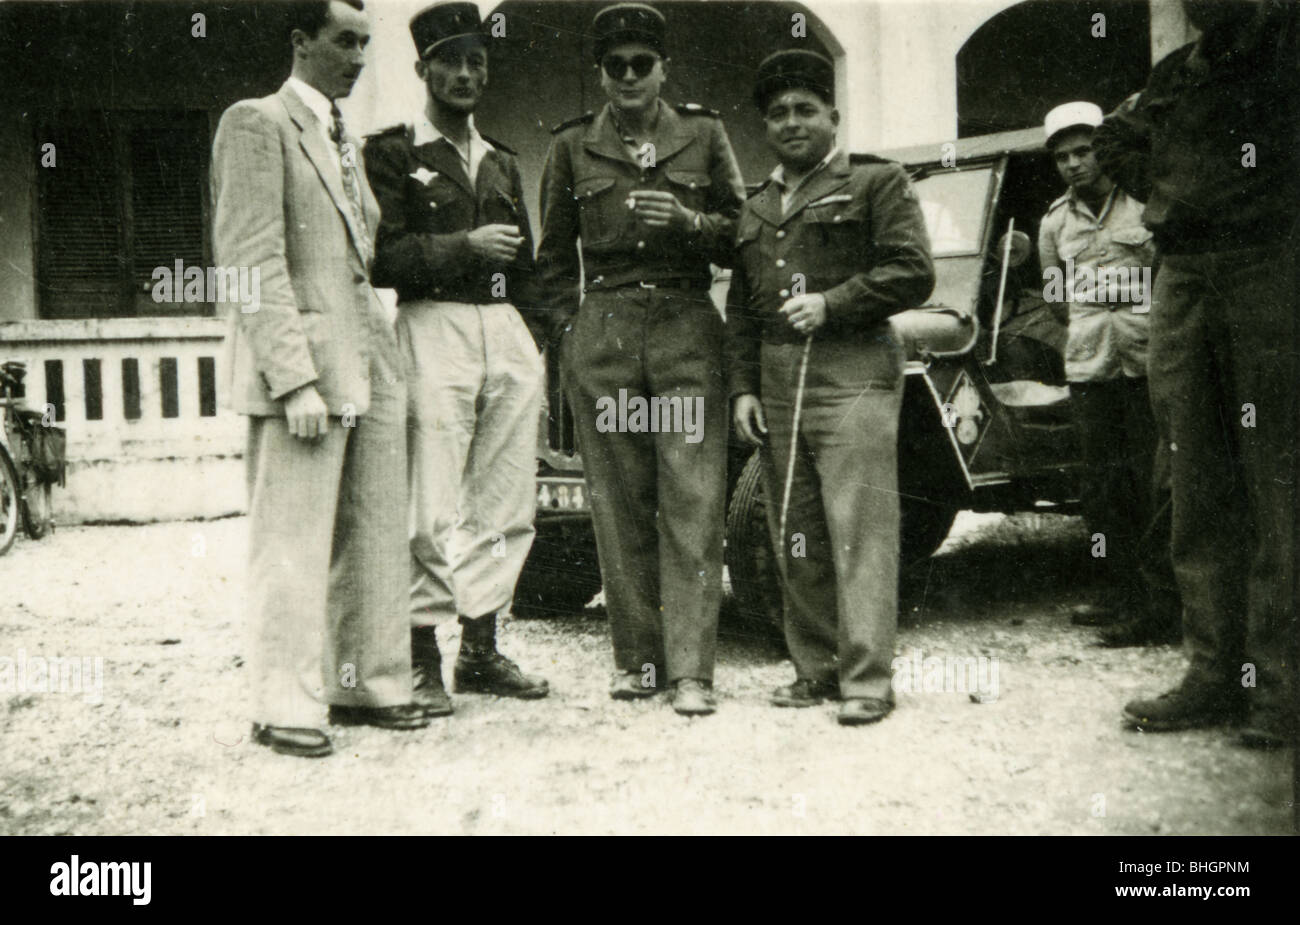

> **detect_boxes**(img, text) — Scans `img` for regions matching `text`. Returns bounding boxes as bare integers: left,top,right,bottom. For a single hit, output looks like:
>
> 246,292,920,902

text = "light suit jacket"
212,82,389,417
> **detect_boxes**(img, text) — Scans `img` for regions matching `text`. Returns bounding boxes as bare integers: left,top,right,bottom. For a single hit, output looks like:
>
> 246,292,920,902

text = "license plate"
537,478,588,512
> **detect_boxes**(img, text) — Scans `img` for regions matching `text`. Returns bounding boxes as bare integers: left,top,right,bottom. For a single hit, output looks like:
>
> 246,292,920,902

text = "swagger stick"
777,334,814,545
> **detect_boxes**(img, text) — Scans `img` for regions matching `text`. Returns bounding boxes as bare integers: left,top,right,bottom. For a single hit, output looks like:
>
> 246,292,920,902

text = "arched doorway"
956,0,1152,138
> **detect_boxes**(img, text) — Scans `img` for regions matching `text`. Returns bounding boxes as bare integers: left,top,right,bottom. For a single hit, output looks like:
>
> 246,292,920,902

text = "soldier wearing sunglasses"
536,2,745,716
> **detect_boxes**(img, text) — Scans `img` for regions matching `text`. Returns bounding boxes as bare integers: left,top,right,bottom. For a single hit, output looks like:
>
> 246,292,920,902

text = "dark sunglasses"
602,53,658,80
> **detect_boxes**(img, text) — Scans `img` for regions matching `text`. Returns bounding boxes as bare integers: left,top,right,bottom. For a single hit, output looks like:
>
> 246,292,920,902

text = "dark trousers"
759,337,904,701
1069,376,1179,622
561,286,727,684
1149,245,1297,714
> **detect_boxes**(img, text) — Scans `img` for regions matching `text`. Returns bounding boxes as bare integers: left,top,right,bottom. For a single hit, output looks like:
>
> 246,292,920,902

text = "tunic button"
689,182,697,189
779,289,790,298
776,230,786,239
832,215,842,223
636,240,646,250
775,258,786,268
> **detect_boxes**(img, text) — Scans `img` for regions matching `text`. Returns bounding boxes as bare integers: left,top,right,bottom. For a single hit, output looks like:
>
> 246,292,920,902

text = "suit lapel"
582,105,636,166
747,182,784,229
277,84,370,263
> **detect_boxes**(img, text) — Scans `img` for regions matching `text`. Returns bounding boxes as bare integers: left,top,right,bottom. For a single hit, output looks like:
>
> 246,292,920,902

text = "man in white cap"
1037,101,1179,648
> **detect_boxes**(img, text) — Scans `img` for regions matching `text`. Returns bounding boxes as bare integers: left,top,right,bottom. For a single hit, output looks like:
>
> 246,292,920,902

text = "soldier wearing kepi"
1037,102,1180,648
363,0,548,717
536,3,745,716
727,50,934,726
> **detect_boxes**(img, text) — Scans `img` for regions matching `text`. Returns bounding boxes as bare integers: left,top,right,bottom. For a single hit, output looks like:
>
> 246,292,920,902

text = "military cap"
410,1,485,60
754,49,835,110
592,3,666,62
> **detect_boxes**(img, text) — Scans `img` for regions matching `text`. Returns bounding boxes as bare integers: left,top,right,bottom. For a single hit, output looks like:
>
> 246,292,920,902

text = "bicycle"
0,360,61,556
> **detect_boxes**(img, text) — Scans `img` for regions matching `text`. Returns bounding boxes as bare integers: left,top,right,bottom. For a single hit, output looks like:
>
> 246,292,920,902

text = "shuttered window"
38,110,210,319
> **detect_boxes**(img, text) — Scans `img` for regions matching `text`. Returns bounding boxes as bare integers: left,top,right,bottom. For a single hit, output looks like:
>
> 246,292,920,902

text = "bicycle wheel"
21,478,51,540
0,446,19,555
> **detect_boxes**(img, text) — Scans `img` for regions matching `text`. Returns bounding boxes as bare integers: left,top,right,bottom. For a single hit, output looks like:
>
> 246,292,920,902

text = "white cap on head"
1044,101,1104,148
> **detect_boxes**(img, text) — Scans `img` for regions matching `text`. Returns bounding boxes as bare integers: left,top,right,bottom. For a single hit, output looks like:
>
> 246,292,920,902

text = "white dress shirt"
412,112,494,190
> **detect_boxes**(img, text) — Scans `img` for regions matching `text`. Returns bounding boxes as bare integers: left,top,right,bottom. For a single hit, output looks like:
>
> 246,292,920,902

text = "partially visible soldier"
727,50,934,726
1036,101,1180,648
1094,0,1299,748
536,2,746,716
364,0,549,718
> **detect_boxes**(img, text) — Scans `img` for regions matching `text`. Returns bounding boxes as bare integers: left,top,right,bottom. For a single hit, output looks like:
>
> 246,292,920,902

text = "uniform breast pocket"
665,169,712,211
414,175,470,232
573,176,622,246
801,202,866,270
1109,225,1155,263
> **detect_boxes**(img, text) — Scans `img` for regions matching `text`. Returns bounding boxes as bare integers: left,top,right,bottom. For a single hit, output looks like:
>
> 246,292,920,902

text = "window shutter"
38,110,124,318
129,112,209,314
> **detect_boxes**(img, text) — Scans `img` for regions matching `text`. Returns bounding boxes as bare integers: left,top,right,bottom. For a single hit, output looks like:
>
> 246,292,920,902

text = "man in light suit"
212,0,429,758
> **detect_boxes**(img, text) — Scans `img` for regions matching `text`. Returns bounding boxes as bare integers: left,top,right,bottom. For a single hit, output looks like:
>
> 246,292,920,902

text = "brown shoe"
610,670,658,700
327,704,431,730
771,678,840,708
1123,680,1243,732
251,723,333,758
837,698,893,726
671,679,717,716
454,650,549,699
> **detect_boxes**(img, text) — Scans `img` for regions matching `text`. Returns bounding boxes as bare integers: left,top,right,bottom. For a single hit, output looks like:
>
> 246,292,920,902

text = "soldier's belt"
584,276,712,293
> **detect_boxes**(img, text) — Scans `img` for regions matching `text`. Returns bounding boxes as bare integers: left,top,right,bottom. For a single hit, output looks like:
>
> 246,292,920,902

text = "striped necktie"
329,103,370,260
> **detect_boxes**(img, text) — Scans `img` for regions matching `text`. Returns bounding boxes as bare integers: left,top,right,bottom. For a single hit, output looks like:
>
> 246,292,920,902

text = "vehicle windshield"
913,167,993,258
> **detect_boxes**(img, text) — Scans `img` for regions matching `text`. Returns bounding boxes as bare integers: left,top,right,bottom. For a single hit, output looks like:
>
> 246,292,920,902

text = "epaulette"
674,102,720,118
852,153,896,165
551,112,595,134
479,133,517,156
364,122,411,142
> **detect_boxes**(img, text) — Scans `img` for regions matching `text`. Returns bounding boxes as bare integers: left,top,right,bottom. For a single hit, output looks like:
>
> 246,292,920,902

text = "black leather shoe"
412,626,454,718
609,670,658,700
671,679,716,716
327,704,431,730
251,723,333,758
837,698,893,726
1123,681,1243,732
1069,603,1120,627
771,678,840,708
1096,620,1182,648
454,650,549,699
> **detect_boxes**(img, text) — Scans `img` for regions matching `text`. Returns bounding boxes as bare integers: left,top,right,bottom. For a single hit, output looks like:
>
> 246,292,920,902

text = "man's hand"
778,293,828,335
467,224,525,264
283,384,329,440
628,190,695,232
733,394,768,446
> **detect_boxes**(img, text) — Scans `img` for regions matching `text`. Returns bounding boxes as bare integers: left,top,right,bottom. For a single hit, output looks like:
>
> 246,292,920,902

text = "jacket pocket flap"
1110,226,1154,247
574,176,617,199
666,169,712,190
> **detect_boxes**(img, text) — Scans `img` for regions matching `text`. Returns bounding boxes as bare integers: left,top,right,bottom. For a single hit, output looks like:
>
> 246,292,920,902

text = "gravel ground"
0,512,1292,835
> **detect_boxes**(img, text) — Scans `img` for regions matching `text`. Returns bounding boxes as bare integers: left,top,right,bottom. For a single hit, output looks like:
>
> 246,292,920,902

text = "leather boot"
411,625,453,718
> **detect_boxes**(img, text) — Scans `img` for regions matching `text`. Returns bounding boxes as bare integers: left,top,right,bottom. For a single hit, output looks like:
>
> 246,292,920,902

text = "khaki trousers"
399,301,543,624
760,337,905,701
